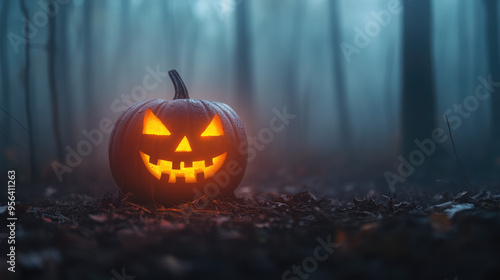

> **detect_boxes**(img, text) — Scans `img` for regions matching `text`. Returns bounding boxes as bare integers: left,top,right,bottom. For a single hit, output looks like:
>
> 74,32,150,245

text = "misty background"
1,0,499,193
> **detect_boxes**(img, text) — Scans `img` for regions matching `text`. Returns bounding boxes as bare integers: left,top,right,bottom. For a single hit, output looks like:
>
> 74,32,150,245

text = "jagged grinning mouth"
139,151,227,183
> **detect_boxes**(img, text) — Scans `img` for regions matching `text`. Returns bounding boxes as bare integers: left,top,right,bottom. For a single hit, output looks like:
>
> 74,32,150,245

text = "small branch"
0,106,30,133
0,131,23,149
124,201,152,213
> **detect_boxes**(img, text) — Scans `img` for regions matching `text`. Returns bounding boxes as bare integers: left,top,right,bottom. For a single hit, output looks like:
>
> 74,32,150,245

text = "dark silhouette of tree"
183,20,199,83
48,0,63,161
300,84,311,156
485,0,500,170
20,0,36,179
1,0,11,135
234,0,254,121
329,0,351,150
458,1,471,98
163,0,179,69
384,41,397,137
115,0,131,82
401,0,436,157
284,1,305,160
57,1,73,145
83,0,94,119
0,0,12,172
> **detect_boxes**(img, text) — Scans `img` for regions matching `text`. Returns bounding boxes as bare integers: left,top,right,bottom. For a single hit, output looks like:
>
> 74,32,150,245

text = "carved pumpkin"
109,70,247,203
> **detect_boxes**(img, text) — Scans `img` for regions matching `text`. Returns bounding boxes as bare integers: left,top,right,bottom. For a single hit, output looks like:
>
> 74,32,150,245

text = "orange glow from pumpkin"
201,114,224,136
140,109,227,183
143,108,171,135
175,136,192,152
139,151,227,183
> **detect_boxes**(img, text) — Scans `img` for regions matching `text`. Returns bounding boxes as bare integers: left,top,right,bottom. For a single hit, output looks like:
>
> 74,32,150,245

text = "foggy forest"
2,0,500,191
1,0,500,279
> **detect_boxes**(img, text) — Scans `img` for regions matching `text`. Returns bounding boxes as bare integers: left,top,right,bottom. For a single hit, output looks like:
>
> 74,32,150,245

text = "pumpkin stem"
169,70,190,100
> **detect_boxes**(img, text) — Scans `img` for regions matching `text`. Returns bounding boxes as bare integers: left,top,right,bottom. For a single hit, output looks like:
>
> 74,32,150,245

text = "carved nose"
175,136,192,152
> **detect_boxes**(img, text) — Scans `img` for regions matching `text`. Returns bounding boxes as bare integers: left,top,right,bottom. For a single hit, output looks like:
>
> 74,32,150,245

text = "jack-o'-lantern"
109,70,247,203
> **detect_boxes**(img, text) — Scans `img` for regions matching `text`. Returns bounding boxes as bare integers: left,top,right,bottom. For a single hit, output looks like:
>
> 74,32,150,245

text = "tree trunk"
20,0,36,180
163,0,179,69
284,1,304,162
115,1,130,82
1,0,11,134
401,0,436,157
329,0,351,150
485,0,500,169
48,0,63,161
57,1,73,145
234,1,253,121
83,0,93,119
0,0,11,172
458,0,470,97
384,41,396,139
183,18,199,83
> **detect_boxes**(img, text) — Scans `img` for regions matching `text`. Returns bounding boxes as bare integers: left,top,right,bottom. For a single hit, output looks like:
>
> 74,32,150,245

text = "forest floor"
2,181,500,280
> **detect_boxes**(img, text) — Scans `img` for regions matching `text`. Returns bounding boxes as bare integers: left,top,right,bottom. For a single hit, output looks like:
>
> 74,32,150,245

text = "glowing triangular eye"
143,108,171,135
201,114,224,136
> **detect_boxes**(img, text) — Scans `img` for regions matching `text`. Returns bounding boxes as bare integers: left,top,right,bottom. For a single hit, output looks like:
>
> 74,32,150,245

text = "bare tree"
284,1,305,160
1,1,11,134
163,0,179,69
485,0,500,169
183,19,199,82
401,0,436,157
234,0,254,121
20,0,36,179
382,40,398,144
48,0,63,161
457,0,470,97
0,0,12,172
83,0,93,118
329,0,351,150
57,1,74,145
115,0,131,81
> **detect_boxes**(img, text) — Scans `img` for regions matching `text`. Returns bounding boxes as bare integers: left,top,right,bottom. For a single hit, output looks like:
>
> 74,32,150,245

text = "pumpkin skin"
109,70,247,203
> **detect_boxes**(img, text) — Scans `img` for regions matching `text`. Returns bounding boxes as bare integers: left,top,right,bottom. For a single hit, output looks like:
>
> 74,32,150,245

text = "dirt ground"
1,181,500,280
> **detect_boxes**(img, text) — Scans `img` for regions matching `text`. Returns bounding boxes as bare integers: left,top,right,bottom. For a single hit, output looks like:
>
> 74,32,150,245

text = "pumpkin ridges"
110,100,148,192
198,100,217,135
109,99,247,202
217,101,248,174
212,101,247,150
203,101,235,140
199,100,236,161
109,71,247,203
111,100,165,192
206,100,248,189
